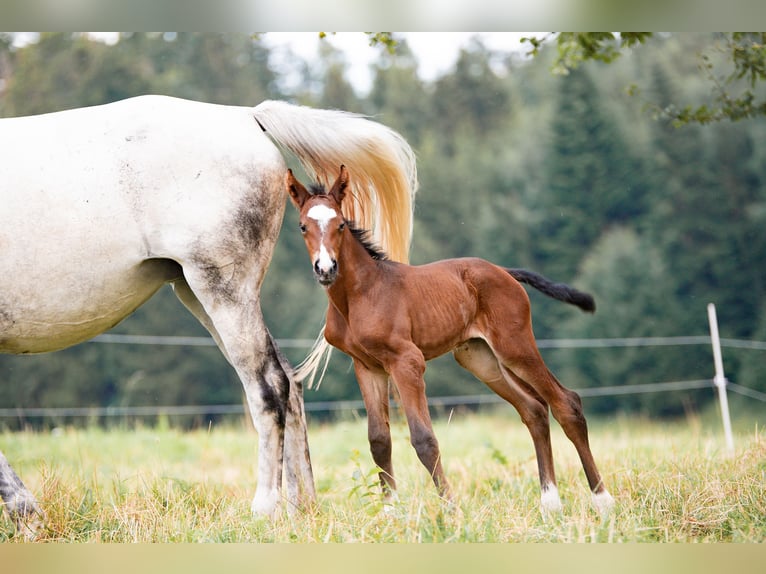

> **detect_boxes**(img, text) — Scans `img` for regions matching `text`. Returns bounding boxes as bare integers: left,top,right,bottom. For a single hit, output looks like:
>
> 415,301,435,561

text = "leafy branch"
523,32,766,126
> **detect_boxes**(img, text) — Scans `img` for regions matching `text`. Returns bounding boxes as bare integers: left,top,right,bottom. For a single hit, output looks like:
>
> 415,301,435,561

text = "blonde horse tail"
253,101,418,387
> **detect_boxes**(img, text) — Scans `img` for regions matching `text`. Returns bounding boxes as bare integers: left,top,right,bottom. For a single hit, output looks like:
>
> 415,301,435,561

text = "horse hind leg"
266,331,316,511
453,339,562,514
175,271,314,517
496,337,615,515
0,450,44,539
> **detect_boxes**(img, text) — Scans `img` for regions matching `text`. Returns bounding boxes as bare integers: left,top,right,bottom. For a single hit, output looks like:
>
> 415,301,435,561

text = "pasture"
1,411,763,543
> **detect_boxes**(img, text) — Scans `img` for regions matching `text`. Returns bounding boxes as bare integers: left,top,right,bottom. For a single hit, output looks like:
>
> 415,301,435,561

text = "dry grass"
1,412,764,542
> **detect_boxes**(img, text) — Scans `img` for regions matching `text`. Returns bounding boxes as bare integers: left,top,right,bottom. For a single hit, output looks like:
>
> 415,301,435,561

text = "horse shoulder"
324,306,350,351
325,305,388,371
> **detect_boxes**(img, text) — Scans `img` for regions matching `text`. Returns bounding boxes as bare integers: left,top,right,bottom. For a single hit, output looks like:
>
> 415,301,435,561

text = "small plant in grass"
347,449,386,516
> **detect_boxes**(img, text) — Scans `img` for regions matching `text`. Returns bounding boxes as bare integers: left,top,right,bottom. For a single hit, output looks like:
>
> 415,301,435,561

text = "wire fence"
90,333,766,351
1,333,764,421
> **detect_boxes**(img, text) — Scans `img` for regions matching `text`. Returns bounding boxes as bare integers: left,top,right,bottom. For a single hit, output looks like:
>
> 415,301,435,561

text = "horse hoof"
540,484,563,516
8,493,45,540
14,514,44,541
250,489,280,519
592,490,615,516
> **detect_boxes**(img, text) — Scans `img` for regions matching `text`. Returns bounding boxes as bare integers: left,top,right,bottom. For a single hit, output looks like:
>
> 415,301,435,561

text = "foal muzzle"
313,259,338,286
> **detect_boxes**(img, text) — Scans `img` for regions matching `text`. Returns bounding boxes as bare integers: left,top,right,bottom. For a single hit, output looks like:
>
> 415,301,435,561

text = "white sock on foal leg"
592,490,615,516
540,483,563,514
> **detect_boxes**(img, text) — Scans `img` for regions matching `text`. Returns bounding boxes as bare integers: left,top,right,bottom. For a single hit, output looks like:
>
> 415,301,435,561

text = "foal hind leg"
497,337,614,514
453,340,561,513
0,450,44,539
353,361,397,497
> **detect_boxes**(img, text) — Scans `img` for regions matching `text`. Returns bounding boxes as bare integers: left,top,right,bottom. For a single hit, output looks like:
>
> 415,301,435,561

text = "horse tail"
506,268,596,313
253,101,418,387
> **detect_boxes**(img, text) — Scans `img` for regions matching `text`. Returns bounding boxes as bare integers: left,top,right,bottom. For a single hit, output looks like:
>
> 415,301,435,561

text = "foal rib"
505,268,596,313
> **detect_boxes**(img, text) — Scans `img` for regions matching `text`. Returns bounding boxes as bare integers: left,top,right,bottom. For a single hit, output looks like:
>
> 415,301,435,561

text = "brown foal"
286,165,614,515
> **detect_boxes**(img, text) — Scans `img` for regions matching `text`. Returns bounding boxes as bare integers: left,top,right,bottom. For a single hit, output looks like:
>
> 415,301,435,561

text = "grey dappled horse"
0,95,417,537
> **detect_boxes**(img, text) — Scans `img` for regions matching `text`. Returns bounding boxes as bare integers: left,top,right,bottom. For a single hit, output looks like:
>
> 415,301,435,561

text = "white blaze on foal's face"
307,203,339,274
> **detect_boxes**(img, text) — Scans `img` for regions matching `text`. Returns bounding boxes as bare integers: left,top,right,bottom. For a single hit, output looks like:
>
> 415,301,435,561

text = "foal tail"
253,100,418,386
506,268,596,313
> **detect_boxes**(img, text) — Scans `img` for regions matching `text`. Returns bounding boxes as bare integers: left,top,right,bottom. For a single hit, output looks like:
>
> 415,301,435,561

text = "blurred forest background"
1,32,765,427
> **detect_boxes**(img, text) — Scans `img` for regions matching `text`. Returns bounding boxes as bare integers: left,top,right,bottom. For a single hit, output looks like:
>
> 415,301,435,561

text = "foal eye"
299,224,307,234
338,222,346,231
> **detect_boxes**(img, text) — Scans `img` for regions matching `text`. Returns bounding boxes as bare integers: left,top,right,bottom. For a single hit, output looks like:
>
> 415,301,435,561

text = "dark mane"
348,223,389,261
309,182,388,261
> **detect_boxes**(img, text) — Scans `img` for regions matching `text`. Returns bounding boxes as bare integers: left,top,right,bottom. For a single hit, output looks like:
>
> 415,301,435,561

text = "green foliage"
524,32,766,125
364,32,398,54
547,32,653,74
664,33,766,125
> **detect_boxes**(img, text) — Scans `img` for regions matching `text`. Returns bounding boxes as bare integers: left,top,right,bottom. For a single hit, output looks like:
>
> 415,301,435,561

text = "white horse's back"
0,96,283,353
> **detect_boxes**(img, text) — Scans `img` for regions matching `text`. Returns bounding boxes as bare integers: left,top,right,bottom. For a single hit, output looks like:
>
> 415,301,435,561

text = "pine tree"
536,67,648,281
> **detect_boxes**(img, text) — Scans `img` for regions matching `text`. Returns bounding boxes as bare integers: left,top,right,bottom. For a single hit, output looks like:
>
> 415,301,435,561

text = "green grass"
1,412,764,542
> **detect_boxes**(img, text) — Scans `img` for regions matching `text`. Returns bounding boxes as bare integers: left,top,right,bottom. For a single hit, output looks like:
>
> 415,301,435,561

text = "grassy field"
1,410,764,542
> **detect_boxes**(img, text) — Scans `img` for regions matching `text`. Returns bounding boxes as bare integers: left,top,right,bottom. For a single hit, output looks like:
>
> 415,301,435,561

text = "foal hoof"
592,490,615,517
540,484,563,516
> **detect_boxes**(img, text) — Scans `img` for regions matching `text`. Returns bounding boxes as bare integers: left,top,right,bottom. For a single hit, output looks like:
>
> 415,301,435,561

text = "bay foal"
287,166,614,515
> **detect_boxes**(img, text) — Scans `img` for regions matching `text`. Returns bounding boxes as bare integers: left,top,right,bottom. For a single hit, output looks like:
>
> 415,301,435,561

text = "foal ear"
328,164,350,204
285,169,310,209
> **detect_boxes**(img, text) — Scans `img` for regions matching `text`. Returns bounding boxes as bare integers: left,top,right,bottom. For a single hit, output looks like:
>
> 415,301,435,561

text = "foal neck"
326,225,388,309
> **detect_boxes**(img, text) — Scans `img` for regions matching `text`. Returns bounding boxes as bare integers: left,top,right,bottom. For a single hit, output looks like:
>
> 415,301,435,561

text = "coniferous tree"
537,67,648,281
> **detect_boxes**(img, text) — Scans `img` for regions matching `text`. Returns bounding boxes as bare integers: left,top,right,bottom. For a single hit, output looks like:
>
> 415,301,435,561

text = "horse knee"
253,342,293,429
550,387,592,442
563,388,587,423
410,427,440,467
566,388,584,411
549,385,583,418
368,428,392,464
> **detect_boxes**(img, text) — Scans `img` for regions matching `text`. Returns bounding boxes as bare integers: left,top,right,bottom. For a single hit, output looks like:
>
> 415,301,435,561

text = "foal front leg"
388,350,451,500
353,361,396,496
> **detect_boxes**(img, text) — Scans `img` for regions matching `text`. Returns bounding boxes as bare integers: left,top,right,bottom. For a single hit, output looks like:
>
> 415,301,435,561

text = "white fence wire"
2,330,764,420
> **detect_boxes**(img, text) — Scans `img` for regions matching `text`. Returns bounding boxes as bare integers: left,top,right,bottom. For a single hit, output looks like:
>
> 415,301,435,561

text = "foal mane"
348,224,389,261
308,183,389,261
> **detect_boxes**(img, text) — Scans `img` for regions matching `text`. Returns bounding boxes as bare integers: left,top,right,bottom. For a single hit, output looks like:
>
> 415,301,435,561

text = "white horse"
0,95,417,537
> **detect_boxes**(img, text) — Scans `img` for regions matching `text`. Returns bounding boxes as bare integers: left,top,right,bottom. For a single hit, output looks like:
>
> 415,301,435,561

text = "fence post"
707,303,734,454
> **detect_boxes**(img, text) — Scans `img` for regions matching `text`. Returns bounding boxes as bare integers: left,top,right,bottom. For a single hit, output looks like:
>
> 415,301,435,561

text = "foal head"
286,165,350,286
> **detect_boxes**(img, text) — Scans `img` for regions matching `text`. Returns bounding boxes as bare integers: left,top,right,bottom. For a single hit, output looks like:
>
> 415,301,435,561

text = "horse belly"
0,258,175,354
